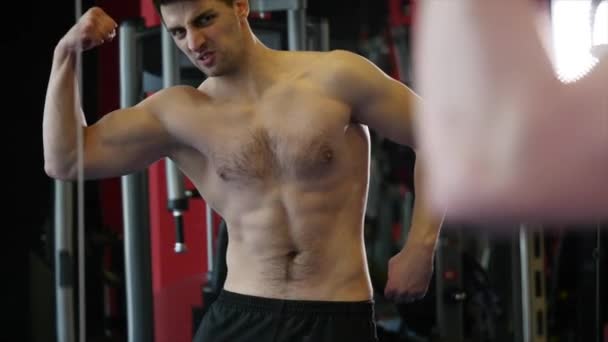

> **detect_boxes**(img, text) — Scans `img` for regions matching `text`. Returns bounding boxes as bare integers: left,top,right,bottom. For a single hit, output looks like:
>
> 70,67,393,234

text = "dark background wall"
5,1,74,339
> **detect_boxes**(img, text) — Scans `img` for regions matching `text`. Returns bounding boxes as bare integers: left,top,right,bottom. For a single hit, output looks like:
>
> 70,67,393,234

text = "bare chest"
208,90,354,184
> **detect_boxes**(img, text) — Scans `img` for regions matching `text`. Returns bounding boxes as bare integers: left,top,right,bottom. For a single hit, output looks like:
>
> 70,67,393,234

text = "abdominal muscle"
220,182,374,302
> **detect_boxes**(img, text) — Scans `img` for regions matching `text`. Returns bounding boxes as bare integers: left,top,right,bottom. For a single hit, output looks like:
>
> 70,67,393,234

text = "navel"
286,250,300,260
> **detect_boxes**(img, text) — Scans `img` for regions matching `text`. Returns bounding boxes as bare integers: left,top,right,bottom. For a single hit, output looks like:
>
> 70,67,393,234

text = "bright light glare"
551,0,606,82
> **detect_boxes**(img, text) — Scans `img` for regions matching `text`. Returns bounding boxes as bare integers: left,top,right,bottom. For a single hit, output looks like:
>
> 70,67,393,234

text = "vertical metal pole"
74,1,86,339
161,27,188,254
55,181,75,342
519,226,531,342
55,1,82,340
161,29,180,88
390,25,412,84
119,19,154,342
511,232,524,342
287,6,307,51
596,223,601,342
520,226,547,342
319,18,330,52
435,228,464,342
206,205,214,275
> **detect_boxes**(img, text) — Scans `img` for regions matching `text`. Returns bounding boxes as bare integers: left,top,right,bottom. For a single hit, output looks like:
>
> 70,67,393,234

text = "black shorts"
193,290,379,342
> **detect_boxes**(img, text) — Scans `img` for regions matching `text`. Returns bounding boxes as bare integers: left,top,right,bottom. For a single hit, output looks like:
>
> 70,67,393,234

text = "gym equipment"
119,19,155,342
162,23,189,254
435,228,466,341
546,226,606,342
518,227,547,342
54,181,76,342
54,2,85,341
194,220,229,331
250,0,308,51
388,0,416,85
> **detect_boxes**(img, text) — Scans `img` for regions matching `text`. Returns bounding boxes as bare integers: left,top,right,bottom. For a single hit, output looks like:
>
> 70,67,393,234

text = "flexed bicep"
82,103,175,179
80,85,213,180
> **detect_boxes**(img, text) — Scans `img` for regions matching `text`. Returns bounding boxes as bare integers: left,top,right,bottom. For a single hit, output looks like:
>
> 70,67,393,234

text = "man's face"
161,0,247,77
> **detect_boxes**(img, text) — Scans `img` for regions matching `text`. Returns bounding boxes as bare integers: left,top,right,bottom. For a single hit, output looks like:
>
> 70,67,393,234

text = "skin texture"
43,0,442,304
415,0,607,225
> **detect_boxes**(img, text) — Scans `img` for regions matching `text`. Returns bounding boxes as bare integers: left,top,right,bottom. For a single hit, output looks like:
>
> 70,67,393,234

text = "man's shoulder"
159,84,208,97
286,49,365,69
278,49,380,95
320,50,377,76
325,49,362,60
295,49,356,65
328,49,372,65
152,85,210,104
308,50,378,85
140,85,210,117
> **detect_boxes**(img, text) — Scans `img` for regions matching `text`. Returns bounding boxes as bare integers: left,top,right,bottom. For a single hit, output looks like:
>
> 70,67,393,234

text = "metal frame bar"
162,27,190,254
287,9,307,51
319,18,330,52
519,226,547,342
55,181,76,342
119,19,154,342
519,227,532,342
250,0,306,12
250,0,308,51
55,1,83,340
435,228,465,342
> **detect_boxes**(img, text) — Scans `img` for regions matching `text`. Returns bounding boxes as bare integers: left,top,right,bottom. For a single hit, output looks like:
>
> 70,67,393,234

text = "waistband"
215,290,375,315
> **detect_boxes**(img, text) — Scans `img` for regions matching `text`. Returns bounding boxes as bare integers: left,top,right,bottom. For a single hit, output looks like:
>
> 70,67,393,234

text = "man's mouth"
198,52,216,67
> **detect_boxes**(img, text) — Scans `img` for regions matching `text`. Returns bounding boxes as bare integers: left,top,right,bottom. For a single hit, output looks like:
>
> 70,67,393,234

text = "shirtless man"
43,1,442,341
414,0,607,224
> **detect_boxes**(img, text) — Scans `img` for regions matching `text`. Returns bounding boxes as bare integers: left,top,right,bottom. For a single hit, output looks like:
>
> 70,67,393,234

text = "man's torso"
164,51,373,301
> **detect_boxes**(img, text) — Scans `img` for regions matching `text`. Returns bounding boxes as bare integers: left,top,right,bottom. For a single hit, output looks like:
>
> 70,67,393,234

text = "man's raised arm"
43,7,178,181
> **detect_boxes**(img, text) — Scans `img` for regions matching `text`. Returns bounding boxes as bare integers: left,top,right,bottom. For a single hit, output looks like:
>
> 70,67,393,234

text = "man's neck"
211,35,286,100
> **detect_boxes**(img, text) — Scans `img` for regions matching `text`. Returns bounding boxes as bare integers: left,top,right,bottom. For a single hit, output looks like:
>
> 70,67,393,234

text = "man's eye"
171,29,185,38
197,15,216,26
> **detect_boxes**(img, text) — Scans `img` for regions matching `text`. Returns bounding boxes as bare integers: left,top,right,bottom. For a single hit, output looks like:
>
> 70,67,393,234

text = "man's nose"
187,31,206,53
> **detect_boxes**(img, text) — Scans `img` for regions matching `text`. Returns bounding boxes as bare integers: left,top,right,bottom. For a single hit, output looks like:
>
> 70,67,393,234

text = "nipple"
321,148,334,163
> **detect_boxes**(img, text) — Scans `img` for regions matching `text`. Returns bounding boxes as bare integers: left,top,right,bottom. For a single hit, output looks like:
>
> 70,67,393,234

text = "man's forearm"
404,158,443,249
43,44,86,179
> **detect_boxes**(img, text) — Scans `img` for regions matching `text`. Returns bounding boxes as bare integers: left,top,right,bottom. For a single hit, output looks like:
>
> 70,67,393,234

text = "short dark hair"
153,0,235,17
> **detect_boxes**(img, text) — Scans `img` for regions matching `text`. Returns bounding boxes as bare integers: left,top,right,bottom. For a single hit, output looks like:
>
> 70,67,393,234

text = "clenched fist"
384,241,435,303
58,7,118,53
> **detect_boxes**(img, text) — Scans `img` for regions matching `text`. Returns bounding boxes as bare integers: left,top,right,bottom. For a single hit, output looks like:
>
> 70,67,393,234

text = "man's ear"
234,0,250,19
